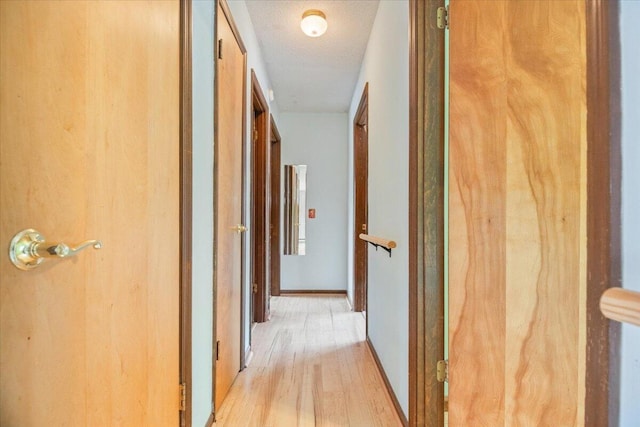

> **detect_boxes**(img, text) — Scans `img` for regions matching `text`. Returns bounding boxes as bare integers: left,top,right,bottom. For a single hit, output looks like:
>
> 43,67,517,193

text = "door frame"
353,83,369,314
250,70,270,324
406,0,621,424
269,115,282,297
179,0,193,425
408,0,446,425
585,0,621,425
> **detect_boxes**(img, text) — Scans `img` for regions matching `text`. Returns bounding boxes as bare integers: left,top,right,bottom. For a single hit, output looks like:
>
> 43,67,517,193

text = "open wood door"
448,0,587,424
0,2,180,425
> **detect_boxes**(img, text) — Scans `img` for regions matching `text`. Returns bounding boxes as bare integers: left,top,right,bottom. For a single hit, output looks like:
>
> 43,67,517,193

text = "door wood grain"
0,1,180,425
448,0,587,425
214,0,246,411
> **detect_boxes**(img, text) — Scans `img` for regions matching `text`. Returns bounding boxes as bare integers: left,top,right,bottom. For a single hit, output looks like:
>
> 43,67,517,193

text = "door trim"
179,0,193,424
353,83,369,314
585,0,621,425
408,0,445,425
269,115,282,297
250,69,270,324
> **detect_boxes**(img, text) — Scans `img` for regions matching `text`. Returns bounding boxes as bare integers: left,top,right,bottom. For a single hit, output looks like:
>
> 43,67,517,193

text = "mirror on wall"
284,164,307,255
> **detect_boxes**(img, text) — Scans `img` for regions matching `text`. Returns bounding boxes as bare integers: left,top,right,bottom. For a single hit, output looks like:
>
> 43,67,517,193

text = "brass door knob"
230,224,247,233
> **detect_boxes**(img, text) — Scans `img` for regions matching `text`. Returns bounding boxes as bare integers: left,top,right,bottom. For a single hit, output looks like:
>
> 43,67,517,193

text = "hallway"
214,295,402,426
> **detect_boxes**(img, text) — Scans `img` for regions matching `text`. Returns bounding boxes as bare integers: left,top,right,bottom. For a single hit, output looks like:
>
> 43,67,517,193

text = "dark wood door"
354,84,369,313
251,71,270,323
269,116,282,297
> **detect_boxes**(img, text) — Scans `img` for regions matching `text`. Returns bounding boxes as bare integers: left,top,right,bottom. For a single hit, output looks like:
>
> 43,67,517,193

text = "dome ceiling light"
300,9,327,38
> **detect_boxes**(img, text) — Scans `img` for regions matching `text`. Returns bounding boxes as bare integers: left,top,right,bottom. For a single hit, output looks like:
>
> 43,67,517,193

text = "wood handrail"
600,287,640,327
359,234,396,250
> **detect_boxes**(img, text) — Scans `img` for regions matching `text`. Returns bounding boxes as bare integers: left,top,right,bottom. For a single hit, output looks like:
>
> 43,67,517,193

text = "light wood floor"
214,295,403,427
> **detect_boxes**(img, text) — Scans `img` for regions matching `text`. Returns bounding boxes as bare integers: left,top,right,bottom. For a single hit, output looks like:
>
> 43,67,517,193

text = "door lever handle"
9,229,102,271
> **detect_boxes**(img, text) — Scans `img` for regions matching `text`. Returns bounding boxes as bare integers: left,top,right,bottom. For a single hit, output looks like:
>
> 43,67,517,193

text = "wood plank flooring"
214,295,403,427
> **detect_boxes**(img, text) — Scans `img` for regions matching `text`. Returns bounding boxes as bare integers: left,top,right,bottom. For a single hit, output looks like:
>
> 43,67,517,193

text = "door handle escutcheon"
9,229,102,270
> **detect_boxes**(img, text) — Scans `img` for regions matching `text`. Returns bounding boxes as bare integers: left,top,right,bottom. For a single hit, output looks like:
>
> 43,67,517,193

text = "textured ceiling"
245,0,380,113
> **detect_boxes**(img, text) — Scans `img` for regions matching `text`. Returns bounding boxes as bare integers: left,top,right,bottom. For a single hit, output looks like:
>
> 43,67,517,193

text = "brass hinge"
253,283,258,293
216,340,220,361
436,359,449,383
218,39,223,59
253,129,259,143
179,382,186,411
437,6,449,30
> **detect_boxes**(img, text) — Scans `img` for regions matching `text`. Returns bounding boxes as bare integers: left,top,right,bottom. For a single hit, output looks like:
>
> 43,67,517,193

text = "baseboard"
366,337,408,426
346,295,354,311
205,410,215,427
244,347,254,368
279,289,347,295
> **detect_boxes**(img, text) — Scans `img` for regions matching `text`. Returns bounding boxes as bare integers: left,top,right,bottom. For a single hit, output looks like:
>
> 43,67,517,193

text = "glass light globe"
301,10,327,37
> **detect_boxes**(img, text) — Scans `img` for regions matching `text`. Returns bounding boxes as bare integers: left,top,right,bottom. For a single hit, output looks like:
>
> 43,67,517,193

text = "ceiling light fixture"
301,9,327,38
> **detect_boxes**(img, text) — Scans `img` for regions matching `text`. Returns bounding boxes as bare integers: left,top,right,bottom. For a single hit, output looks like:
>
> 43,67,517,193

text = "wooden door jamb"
408,0,445,425
179,0,193,425
585,0,621,425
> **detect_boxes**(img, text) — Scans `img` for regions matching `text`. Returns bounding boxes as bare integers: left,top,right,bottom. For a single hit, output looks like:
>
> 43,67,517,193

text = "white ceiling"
245,0,380,113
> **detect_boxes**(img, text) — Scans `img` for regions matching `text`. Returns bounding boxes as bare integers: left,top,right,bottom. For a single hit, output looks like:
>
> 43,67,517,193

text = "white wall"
192,1,215,424
619,2,640,426
348,0,409,417
226,0,280,359
279,113,349,291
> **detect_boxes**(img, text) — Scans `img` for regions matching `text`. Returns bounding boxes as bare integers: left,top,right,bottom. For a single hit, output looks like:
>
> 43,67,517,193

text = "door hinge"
436,359,449,383
253,283,258,293
253,128,259,142
437,6,449,30
216,340,220,361
218,39,223,59
179,382,186,411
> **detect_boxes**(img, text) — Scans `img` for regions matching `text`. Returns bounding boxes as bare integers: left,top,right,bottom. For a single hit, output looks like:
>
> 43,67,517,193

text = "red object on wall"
308,208,316,219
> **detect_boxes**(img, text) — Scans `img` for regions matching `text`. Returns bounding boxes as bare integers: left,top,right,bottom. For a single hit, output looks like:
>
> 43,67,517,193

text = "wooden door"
269,116,282,297
353,84,369,313
250,71,270,323
448,0,587,425
0,1,180,425
214,0,245,411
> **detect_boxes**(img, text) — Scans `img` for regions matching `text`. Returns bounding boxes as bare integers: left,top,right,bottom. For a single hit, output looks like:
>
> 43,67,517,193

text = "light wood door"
0,1,180,425
448,0,587,425
214,1,245,411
